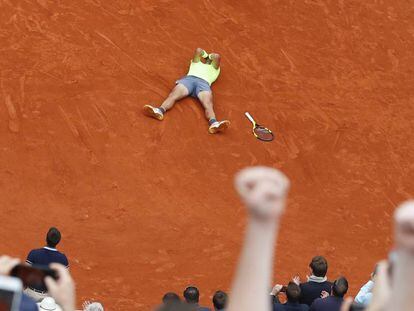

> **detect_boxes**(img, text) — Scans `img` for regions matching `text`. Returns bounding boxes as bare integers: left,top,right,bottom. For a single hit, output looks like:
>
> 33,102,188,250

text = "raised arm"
228,166,290,311
192,47,208,63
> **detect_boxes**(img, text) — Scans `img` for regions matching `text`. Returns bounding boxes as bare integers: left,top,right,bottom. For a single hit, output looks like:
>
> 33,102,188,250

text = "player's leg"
143,84,189,120
198,90,230,134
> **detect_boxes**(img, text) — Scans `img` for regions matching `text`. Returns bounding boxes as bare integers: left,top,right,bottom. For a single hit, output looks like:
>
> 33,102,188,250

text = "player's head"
309,256,328,277
183,286,199,304
212,291,227,310
332,277,348,297
286,282,301,303
46,227,61,248
162,292,180,304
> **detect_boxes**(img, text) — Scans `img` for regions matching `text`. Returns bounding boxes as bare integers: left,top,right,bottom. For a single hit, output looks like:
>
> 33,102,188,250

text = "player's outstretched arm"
228,166,290,311
192,47,208,63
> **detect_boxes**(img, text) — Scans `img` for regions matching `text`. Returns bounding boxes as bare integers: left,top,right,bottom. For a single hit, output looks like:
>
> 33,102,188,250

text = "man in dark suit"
24,227,69,302
309,277,348,311
293,256,332,306
183,286,211,311
272,282,309,311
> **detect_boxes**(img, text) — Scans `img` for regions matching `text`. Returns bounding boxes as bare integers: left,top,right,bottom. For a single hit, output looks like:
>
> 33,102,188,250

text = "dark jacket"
299,281,332,306
188,304,211,311
274,301,309,311
310,296,343,311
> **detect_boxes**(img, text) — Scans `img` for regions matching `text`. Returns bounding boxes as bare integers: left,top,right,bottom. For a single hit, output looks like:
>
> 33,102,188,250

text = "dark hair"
286,282,301,303
332,277,348,297
183,286,199,303
212,291,228,310
162,292,180,304
46,227,61,248
309,256,328,277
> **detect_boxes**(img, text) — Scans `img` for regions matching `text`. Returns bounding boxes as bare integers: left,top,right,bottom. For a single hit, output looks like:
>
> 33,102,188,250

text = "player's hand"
395,200,414,252
0,255,20,276
200,49,209,59
235,166,290,222
45,263,76,311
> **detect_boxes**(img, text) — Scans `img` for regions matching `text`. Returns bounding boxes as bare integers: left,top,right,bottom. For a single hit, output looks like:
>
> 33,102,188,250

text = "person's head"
212,291,228,310
163,292,180,305
285,282,301,303
332,277,348,298
309,256,328,277
183,286,199,304
46,227,61,248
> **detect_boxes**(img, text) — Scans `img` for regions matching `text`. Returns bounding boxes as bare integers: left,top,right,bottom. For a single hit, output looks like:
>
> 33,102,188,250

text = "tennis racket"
245,112,274,142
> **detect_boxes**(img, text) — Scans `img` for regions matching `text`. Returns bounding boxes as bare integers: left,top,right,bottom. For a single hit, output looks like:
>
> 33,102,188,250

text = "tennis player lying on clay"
143,48,230,134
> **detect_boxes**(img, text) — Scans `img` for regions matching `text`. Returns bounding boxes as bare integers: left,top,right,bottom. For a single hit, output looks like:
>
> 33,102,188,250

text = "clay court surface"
1,0,414,309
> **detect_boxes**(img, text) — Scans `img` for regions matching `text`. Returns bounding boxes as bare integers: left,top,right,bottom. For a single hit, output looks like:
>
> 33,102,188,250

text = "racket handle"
245,112,255,124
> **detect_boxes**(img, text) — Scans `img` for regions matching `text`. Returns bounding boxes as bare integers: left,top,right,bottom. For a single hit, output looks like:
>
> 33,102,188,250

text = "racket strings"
254,126,274,141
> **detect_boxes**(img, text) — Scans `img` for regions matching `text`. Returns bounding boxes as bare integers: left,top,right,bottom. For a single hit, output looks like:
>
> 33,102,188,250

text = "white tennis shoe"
143,104,164,120
208,120,230,134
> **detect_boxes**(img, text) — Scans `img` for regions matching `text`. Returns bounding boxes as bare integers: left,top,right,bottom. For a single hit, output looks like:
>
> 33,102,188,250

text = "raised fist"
235,166,290,221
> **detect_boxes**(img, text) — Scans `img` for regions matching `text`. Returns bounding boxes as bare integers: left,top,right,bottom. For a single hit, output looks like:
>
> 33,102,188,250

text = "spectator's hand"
0,255,20,276
82,301,91,310
45,263,76,311
339,297,353,311
235,166,290,222
270,284,283,296
320,290,329,299
292,275,301,285
366,260,391,311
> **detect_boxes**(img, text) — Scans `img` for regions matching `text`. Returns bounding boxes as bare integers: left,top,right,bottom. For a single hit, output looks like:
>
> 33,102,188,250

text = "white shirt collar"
43,246,58,251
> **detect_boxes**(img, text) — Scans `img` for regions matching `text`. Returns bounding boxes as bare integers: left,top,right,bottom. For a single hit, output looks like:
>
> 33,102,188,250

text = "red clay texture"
1,0,414,310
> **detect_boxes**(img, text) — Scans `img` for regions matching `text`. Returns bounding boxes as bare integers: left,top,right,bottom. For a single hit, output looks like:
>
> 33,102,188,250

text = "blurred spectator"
155,293,180,311
25,227,69,302
309,277,348,311
163,293,181,305
0,256,39,311
183,286,211,311
271,282,309,311
37,297,62,311
82,301,104,311
354,265,377,306
294,256,332,306
212,291,227,311
157,301,195,311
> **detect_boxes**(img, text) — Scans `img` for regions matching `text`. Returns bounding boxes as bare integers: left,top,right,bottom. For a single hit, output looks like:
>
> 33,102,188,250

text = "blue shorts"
176,75,211,98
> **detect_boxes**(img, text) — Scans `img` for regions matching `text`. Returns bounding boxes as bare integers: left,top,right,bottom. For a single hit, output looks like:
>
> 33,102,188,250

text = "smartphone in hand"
0,275,22,311
10,264,58,289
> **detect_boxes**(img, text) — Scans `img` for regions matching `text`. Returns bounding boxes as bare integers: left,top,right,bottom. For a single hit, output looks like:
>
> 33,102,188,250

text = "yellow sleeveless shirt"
187,60,220,85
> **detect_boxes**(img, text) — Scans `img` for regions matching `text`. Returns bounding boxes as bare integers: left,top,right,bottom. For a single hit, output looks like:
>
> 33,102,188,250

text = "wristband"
201,50,209,59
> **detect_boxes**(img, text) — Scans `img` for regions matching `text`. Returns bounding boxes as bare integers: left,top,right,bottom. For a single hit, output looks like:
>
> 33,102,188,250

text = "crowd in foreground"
1,166,413,311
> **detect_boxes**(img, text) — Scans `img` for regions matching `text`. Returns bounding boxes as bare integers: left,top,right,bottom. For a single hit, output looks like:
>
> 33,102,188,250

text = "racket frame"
244,112,274,142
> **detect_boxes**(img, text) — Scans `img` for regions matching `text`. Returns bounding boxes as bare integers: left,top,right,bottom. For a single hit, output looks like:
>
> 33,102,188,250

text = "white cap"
38,297,63,311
